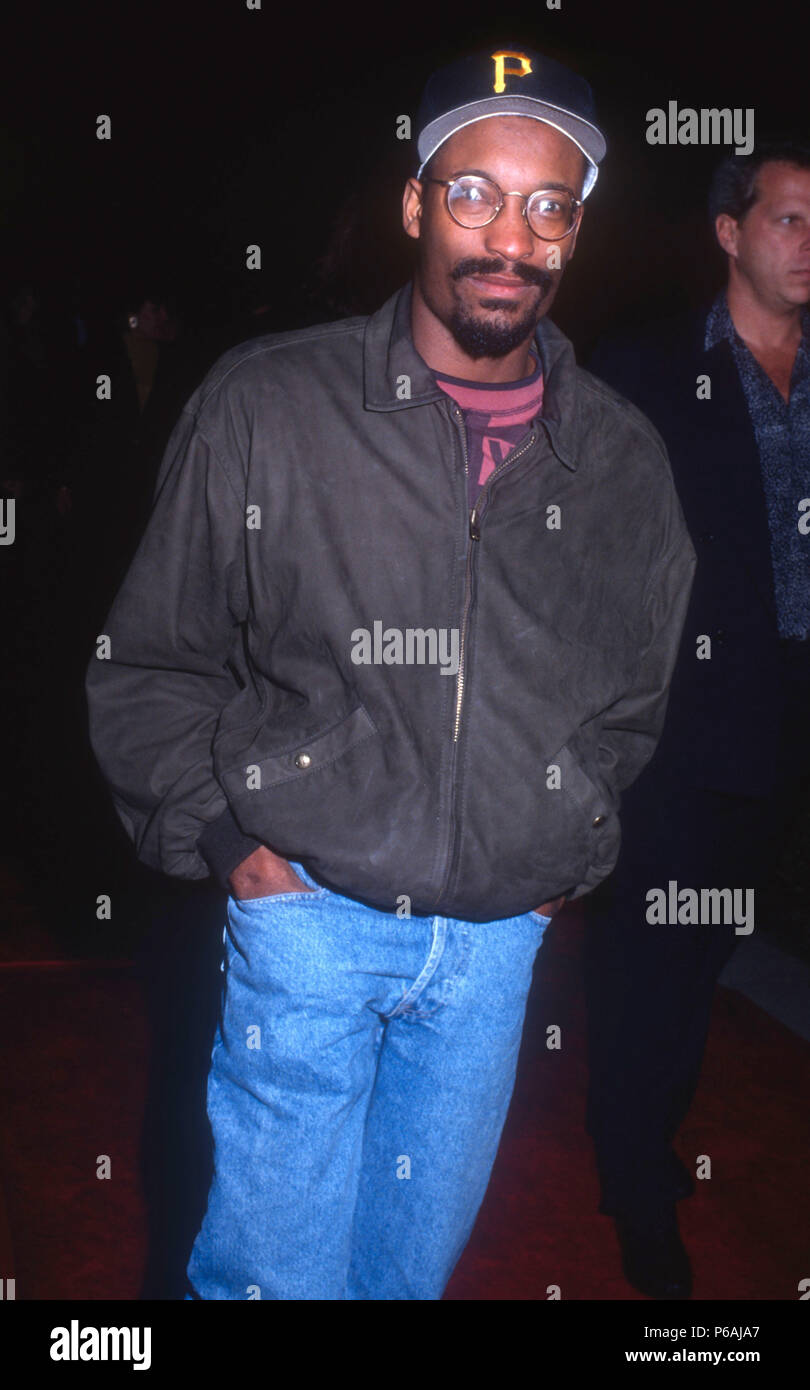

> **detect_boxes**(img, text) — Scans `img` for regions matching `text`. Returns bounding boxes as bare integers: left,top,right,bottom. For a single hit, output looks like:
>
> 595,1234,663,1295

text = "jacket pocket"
219,703,378,802
554,742,620,875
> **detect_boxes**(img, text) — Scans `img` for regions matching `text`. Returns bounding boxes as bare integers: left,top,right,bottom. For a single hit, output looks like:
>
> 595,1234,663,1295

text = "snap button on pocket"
592,814,606,827
221,704,378,801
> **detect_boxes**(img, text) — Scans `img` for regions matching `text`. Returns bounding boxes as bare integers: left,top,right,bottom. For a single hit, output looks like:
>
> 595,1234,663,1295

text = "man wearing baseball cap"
86,44,694,1300
414,47,605,195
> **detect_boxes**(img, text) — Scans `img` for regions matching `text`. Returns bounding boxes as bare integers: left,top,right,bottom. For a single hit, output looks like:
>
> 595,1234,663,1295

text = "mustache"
451,258,552,290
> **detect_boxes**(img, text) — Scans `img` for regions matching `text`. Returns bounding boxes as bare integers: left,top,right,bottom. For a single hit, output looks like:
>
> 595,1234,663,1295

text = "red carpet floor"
1,891,808,1301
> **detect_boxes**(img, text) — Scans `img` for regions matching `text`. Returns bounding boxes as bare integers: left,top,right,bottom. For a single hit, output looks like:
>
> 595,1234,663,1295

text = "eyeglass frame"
425,171,583,241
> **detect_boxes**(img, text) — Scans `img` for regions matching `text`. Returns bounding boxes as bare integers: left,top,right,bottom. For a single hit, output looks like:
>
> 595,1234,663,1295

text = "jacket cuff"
197,806,264,892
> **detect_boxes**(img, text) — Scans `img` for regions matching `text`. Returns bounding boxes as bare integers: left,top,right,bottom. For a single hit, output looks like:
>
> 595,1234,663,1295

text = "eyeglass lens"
446,175,575,237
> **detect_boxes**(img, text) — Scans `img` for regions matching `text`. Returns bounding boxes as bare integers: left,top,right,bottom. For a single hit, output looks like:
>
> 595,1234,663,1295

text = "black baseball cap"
415,47,606,198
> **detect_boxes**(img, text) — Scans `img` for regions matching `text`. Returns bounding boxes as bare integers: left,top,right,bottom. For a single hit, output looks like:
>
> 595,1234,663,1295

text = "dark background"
4,0,808,355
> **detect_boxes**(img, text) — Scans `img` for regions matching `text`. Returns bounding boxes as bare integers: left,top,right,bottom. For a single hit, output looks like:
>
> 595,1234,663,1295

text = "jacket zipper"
450,405,537,742
434,402,537,912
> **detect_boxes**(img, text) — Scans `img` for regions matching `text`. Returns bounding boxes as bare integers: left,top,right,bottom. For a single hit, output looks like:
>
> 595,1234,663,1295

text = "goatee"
447,296,545,359
446,260,553,359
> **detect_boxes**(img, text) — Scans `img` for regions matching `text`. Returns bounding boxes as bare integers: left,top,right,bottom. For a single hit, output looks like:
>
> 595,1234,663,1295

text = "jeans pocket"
232,885,327,909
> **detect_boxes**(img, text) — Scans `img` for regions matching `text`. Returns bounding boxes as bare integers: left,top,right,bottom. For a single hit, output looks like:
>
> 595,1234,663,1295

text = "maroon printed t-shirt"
433,351,544,509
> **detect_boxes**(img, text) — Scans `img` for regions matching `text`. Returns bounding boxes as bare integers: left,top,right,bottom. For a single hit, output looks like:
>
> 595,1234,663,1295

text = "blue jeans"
185,861,550,1300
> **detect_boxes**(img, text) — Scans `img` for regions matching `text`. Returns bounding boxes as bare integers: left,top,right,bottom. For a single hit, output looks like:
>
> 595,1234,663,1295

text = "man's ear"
558,207,584,265
402,178,424,240
715,213,739,259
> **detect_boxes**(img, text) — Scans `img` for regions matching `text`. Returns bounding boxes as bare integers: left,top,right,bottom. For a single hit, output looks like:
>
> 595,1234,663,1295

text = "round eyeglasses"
427,174,582,241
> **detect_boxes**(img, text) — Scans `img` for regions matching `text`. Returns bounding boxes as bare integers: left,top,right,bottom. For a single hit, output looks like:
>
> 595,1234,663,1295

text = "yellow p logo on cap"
491,51,533,94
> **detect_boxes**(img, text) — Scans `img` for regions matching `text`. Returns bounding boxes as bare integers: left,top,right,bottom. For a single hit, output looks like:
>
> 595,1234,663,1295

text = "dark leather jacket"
85,280,695,921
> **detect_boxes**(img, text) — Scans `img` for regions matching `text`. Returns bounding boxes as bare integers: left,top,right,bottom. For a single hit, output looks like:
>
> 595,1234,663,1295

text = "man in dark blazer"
583,138,810,1298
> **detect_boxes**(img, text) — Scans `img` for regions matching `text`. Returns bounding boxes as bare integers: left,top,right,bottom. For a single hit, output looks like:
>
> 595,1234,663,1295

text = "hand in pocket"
229,845,315,900
533,895,566,919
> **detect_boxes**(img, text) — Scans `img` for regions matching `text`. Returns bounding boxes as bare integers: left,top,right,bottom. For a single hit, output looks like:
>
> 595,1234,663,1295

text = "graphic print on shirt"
433,352,545,507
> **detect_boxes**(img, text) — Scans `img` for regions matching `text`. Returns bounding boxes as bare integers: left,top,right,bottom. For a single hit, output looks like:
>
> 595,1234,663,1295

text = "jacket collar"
362,279,582,470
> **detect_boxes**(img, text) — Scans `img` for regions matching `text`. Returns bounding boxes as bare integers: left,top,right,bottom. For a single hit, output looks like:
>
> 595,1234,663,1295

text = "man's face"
403,115,587,359
717,161,810,309
134,299,172,341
